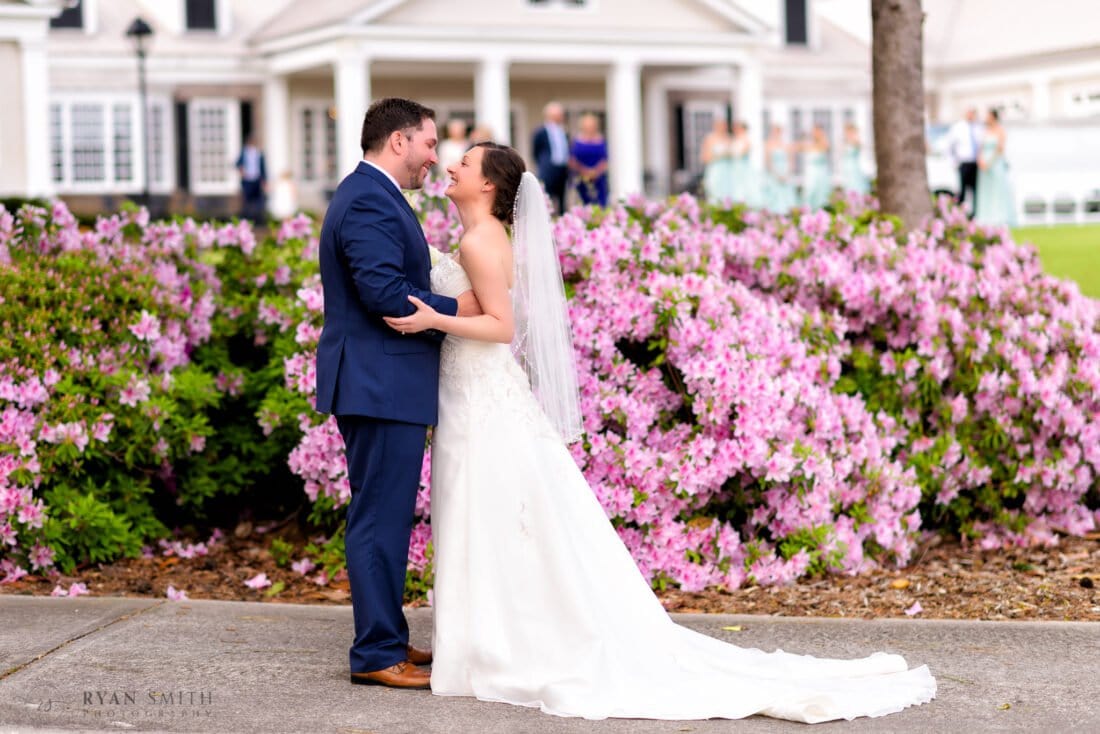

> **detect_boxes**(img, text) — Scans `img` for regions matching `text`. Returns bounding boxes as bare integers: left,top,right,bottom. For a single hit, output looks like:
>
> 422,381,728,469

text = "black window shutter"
785,0,808,45
175,101,190,191
185,0,217,31
51,1,84,29
240,101,254,146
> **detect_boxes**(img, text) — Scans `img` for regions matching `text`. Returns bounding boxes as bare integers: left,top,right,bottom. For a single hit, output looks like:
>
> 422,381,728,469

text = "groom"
316,98,479,689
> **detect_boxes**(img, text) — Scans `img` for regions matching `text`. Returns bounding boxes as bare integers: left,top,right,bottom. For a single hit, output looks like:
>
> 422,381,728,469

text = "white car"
925,123,959,200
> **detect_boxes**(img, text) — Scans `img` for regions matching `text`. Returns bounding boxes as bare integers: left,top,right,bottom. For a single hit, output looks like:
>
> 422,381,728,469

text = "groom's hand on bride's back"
456,290,483,318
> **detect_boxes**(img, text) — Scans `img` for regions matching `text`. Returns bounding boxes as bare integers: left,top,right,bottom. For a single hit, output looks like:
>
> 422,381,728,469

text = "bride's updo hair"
473,142,526,224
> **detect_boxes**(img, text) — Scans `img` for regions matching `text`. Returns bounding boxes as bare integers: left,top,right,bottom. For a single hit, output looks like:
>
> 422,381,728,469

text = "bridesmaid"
973,109,1017,226
701,118,735,203
800,125,832,210
729,120,763,208
840,122,869,196
763,124,797,213
569,113,609,207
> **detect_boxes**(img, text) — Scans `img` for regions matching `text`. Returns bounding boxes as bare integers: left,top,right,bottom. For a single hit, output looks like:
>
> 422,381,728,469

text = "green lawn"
1011,224,1100,299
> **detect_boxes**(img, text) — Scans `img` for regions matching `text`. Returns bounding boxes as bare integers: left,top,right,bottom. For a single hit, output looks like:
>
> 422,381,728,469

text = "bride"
382,143,936,723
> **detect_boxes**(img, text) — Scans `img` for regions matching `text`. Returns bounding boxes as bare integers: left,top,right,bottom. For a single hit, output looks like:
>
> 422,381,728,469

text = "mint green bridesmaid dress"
841,144,869,195
764,148,797,213
801,150,832,210
974,136,1017,226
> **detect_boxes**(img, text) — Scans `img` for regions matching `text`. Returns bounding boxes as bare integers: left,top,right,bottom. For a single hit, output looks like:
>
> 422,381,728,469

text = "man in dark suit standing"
236,134,267,224
531,101,570,215
316,98,479,689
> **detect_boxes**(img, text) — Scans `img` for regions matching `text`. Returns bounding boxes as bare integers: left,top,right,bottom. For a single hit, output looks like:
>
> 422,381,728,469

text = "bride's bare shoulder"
458,219,509,257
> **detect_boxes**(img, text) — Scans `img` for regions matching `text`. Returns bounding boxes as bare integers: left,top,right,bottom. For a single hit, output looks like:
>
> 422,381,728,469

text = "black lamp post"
125,17,153,208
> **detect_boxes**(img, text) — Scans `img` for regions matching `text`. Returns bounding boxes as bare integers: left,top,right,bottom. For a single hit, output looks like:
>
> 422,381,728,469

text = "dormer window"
50,0,84,29
785,0,808,45
185,0,217,31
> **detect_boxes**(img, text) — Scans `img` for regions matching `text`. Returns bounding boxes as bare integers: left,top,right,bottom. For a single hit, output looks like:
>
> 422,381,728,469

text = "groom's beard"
404,159,428,189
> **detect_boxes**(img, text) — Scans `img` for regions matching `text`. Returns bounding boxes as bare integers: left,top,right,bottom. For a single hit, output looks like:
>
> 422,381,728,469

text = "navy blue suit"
533,124,569,215
316,161,458,673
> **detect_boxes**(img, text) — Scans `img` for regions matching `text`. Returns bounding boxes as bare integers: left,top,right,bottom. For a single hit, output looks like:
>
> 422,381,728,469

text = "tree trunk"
871,0,933,231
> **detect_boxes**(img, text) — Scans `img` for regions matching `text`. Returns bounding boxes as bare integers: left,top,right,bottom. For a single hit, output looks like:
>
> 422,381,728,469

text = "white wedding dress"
427,254,936,722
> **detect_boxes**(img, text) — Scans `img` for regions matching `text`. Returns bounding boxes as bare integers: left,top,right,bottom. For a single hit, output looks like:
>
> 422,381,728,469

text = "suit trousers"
542,164,569,215
957,162,978,211
336,415,428,673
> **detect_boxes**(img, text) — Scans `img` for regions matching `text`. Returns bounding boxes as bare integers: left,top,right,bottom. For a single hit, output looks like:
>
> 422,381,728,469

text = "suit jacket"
235,147,267,184
315,161,458,424
532,125,569,181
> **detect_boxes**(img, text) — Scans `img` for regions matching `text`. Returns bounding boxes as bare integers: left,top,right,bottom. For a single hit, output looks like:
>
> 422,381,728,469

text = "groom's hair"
361,98,436,154
473,142,526,225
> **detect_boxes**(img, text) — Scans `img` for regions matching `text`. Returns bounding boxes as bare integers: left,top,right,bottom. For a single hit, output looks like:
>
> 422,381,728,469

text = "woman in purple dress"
569,113,609,207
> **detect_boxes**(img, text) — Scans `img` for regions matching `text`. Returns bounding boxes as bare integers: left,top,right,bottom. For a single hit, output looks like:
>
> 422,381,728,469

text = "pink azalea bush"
719,198,1100,548
3,185,1097,595
281,189,1099,593
0,202,220,579
0,202,315,582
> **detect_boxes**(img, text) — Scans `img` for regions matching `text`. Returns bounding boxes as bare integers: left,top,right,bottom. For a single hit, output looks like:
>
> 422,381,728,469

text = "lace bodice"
430,251,472,298
430,252,561,442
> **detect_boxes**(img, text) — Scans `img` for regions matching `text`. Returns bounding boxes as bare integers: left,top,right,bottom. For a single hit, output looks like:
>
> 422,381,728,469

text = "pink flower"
56,582,89,597
291,558,316,575
166,585,189,601
29,544,54,570
904,601,923,617
244,573,271,590
119,377,152,407
129,310,162,342
1,562,28,584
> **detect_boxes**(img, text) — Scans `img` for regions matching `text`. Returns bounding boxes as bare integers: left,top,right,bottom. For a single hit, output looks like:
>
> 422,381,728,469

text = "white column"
334,52,370,177
475,56,511,145
735,60,764,168
607,58,643,200
263,74,290,181
1030,76,1051,121
643,76,669,197
20,38,53,198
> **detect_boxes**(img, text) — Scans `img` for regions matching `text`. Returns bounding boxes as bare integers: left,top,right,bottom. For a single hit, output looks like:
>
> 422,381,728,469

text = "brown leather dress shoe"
406,643,433,666
350,660,430,689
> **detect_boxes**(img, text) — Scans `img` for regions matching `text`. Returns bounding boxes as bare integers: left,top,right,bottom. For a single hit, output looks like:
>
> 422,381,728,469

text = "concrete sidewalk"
0,595,1096,733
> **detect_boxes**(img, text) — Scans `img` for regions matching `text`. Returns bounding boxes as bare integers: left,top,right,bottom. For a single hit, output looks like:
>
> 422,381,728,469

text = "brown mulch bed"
3,525,1098,621
659,534,1100,621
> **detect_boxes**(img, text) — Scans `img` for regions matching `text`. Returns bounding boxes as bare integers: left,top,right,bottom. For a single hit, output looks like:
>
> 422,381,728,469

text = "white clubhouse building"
1,0,1097,215
0,0,872,213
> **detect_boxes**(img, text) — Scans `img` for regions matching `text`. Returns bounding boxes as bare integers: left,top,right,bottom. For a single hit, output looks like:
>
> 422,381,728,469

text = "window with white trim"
49,104,64,183
298,103,338,184
113,103,134,183
789,108,804,174
682,101,726,175
324,111,337,181
188,99,240,195
72,103,105,183
302,108,315,181
149,103,167,185
49,95,171,193
1067,86,1100,118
